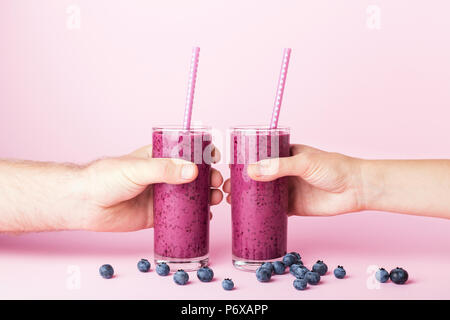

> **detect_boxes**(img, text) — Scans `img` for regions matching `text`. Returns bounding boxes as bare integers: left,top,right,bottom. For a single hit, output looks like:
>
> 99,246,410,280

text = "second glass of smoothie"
152,126,212,271
230,126,290,271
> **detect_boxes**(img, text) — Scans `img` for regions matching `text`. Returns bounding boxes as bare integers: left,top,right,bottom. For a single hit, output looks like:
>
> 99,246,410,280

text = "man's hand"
0,145,223,232
80,145,223,231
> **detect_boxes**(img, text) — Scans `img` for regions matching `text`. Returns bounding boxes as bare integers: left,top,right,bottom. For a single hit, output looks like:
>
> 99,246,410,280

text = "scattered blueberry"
292,266,309,279
222,278,234,291
293,278,308,291
305,271,321,285
137,259,151,273
173,270,189,285
312,260,328,276
390,267,409,285
197,266,214,282
375,268,390,283
99,264,114,279
256,267,272,282
156,262,170,276
261,262,274,274
271,261,286,275
282,253,297,267
289,252,301,262
289,263,302,275
333,266,346,279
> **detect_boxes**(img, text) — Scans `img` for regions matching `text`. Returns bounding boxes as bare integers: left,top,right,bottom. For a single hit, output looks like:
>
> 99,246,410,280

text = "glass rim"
152,125,211,132
230,125,290,132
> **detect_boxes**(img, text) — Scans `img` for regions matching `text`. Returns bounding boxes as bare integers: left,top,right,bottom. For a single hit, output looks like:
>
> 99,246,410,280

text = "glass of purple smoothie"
152,126,212,271
230,126,290,271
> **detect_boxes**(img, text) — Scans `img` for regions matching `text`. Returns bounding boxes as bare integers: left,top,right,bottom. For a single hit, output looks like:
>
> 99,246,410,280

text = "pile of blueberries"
255,252,409,290
98,254,408,291
255,252,346,291
99,259,234,291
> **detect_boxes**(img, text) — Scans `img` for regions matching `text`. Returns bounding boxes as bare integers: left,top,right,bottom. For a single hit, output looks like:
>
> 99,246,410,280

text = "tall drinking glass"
230,126,290,271
152,126,212,271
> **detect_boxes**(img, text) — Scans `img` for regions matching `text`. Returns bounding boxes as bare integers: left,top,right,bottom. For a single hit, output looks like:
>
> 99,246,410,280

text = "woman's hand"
224,144,364,216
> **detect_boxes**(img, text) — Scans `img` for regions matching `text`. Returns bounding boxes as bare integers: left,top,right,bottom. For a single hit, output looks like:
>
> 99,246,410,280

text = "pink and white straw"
270,48,292,129
183,47,200,130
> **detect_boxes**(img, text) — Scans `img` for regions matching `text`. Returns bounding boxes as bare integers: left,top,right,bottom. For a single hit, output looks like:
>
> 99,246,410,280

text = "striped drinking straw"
183,47,200,130
270,48,292,129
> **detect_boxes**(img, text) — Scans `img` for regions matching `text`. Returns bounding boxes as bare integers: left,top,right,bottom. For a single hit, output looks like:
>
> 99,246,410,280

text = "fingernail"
254,159,279,176
181,164,195,179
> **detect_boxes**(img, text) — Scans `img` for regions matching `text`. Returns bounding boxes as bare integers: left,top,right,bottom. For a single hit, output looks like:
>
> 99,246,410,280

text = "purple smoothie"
231,127,290,262
152,127,211,261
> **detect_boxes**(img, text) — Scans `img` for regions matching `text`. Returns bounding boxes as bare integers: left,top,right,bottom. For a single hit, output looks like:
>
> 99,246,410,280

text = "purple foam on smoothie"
152,130,211,259
231,130,290,260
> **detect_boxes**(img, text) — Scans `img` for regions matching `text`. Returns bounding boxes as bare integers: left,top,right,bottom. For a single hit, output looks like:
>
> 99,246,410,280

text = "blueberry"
156,262,170,276
289,261,304,276
222,278,234,291
305,271,321,285
261,262,274,274
173,270,189,285
333,266,346,279
312,260,328,276
293,278,308,290
137,259,151,273
292,266,309,279
197,266,214,282
375,268,390,283
271,261,286,275
99,264,114,279
289,263,302,275
282,253,297,267
289,252,301,262
390,267,409,285
256,267,272,282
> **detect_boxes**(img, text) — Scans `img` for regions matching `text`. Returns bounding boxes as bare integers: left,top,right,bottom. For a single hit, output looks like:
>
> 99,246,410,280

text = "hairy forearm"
0,160,87,232
362,159,450,219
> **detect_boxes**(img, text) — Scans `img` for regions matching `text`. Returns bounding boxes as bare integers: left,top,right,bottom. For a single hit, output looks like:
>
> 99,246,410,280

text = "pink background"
1,0,450,299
